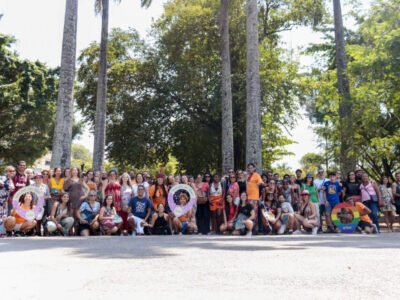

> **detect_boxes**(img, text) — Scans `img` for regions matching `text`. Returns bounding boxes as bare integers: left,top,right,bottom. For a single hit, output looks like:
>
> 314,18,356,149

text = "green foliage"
76,0,327,174
0,34,58,166
304,0,400,180
300,152,325,175
71,144,93,170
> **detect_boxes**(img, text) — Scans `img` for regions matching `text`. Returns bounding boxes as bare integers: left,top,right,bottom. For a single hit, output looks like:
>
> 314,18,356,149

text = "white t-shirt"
314,177,327,205
132,182,150,198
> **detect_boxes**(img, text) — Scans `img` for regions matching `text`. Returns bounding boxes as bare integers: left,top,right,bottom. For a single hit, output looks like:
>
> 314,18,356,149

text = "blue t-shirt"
129,196,151,219
323,181,342,206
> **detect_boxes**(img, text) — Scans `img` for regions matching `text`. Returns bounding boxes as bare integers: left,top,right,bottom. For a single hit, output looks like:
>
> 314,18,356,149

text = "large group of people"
0,160,399,237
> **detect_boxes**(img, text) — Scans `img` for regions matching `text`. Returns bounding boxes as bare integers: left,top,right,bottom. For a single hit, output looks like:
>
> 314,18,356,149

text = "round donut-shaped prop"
12,186,45,221
331,202,360,233
167,184,196,217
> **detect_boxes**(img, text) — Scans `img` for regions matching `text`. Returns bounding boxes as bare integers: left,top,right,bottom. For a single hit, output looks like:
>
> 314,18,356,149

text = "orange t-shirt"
355,202,372,223
15,206,32,224
246,172,263,201
149,185,167,210
179,211,190,222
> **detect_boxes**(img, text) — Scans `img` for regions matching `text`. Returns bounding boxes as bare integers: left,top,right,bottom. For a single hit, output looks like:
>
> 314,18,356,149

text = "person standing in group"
236,170,247,195
64,167,86,231
343,171,361,202
63,168,71,181
392,172,400,221
120,172,133,235
379,176,395,231
360,173,382,233
314,169,327,232
192,174,209,235
323,172,342,233
149,174,168,211
2,166,15,216
128,185,152,235
289,175,301,212
47,192,74,236
50,167,64,198
246,163,264,231
227,172,240,206
12,161,28,198
86,170,97,192
132,173,150,198
209,174,224,234
295,169,304,186
103,170,121,218
32,173,51,236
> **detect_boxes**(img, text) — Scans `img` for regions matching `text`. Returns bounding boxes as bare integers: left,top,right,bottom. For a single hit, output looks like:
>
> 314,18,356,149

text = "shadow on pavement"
0,234,399,259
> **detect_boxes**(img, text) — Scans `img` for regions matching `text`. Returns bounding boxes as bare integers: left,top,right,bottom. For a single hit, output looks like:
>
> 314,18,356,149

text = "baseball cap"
301,190,310,195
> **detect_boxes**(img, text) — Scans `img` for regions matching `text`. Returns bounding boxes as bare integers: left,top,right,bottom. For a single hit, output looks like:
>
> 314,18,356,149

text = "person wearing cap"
322,172,342,233
32,172,51,235
301,173,320,228
128,184,152,235
77,190,100,236
294,190,318,235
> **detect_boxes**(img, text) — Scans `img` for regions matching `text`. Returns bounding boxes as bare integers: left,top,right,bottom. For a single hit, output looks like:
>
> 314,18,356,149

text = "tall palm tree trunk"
333,0,356,174
220,0,234,174
93,0,109,171
246,0,262,170
51,0,78,168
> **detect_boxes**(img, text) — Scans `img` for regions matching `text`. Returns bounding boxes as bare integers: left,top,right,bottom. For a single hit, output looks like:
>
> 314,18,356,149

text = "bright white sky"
0,0,370,170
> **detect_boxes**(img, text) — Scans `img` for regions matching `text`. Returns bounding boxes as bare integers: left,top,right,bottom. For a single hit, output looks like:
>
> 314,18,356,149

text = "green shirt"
301,184,318,204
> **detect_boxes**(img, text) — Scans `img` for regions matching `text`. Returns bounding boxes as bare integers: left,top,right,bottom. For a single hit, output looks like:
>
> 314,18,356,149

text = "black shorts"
358,220,373,230
396,203,400,215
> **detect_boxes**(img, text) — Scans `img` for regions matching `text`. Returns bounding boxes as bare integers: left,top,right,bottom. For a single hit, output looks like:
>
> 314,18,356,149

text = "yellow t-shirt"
246,172,263,201
51,177,64,193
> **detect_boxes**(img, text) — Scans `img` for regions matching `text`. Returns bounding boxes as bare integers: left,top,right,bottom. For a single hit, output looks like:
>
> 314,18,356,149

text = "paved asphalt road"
1,234,399,299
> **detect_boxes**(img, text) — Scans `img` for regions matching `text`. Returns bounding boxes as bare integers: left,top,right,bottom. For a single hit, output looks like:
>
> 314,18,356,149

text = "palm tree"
92,0,152,171
51,0,78,168
333,0,356,174
246,0,262,170
220,0,234,174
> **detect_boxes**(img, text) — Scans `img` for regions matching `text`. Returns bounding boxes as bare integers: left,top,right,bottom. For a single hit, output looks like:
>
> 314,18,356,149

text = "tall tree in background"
246,0,262,170
92,0,152,171
51,0,78,168
333,0,356,174
220,0,234,174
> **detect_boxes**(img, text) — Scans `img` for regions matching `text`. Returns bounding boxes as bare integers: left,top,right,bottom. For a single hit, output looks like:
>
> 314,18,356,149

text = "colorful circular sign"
168,184,196,217
12,186,45,221
331,202,360,233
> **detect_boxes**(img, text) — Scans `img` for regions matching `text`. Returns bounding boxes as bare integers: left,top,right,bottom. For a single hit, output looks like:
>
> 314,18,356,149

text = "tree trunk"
333,0,356,174
92,0,109,171
51,0,78,168
246,0,262,171
220,0,234,174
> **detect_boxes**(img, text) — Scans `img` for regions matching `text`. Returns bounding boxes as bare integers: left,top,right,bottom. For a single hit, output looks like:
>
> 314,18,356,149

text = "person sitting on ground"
232,192,255,236
173,193,197,234
150,203,171,235
127,185,151,235
278,194,295,234
4,192,37,236
47,192,74,236
294,190,319,235
345,195,375,234
220,194,238,235
77,190,100,236
260,192,282,234
99,194,121,235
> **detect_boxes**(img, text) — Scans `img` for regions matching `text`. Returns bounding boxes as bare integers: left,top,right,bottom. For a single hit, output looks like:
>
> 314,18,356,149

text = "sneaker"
246,231,252,237
312,227,318,235
6,231,13,237
292,230,302,235
278,224,286,235
288,229,294,234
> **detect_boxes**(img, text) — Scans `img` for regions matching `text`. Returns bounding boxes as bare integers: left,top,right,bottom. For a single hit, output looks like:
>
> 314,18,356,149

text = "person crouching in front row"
173,193,197,235
127,185,151,235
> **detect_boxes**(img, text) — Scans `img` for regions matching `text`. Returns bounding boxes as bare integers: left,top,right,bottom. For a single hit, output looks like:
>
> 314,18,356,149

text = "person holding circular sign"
294,190,319,235
77,190,100,236
173,193,197,234
232,192,255,236
345,196,375,234
4,192,37,236
47,192,74,236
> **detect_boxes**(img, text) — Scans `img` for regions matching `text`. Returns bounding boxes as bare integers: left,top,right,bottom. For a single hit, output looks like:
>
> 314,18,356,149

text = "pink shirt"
360,182,376,202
